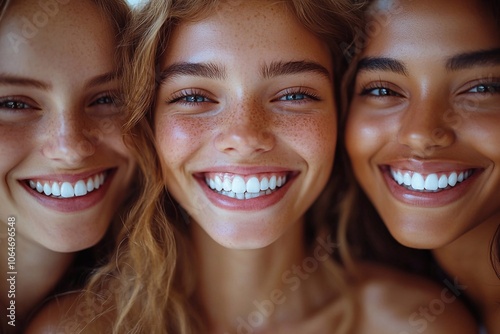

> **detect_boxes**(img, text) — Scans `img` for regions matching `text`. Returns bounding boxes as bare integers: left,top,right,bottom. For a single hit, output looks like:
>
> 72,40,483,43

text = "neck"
190,220,338,333
432,216,500,331
0,227,74,327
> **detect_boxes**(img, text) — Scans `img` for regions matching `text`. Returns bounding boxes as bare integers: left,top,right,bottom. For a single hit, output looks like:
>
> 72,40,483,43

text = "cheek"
0,126,30,175
345,110,386,163
285,114,337,166
154,115,212,167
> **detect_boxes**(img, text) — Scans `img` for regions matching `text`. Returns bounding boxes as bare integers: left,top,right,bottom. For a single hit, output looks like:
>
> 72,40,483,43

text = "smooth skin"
27,1,479,332
346,0,500,331
0,0,134,328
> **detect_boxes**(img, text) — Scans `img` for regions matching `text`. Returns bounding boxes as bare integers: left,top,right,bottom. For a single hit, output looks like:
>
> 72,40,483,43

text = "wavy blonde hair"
83,1,364,333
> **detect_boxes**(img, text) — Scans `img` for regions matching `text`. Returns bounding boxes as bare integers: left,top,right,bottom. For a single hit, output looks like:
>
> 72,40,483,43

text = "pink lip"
194,169,298,211
381,166,483,207
21,168,111,183
197,165,293,175
388,159,479,174
20,168,116,213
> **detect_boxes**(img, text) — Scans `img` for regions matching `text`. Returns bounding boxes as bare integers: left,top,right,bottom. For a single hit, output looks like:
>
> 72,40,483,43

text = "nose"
42,109,96,166
214,100,275,158
397,96,456,157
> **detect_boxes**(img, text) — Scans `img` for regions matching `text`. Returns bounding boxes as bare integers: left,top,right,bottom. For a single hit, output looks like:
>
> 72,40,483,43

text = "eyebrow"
85,72,119,89
159,62,226,83
261,61,331,81
0,72,118,90
446,48,500,71
356,57,408,76
0,74,51,90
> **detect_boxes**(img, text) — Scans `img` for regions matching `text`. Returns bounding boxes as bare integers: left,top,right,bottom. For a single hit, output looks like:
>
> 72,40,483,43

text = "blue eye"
467,83,500,94
169,89,214,105
183,95,209,103
280,93,307,101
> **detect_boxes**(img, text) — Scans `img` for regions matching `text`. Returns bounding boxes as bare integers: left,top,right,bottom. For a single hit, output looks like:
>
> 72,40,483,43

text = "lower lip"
383,169,481,208
21,170,116,213
197,176,296,211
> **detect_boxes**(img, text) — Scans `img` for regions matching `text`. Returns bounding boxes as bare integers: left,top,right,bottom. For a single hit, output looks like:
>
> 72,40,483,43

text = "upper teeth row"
28,173,106,198
206,174,287,194
390,169,472,191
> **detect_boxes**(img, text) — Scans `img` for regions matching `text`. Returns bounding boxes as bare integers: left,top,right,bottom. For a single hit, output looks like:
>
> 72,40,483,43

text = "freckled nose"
41,112,96,165
214,102,275,158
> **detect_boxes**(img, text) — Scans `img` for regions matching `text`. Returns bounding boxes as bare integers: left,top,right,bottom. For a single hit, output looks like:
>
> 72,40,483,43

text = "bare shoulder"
353,262,479,334
25,291,113,334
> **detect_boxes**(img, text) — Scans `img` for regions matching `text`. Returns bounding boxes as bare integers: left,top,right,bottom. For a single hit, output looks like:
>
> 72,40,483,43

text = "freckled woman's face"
154,1,337,249
0,0,135,252
346,0,500,248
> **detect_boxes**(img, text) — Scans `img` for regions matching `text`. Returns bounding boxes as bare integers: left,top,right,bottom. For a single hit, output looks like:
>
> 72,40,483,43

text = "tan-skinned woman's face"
346,0,500,248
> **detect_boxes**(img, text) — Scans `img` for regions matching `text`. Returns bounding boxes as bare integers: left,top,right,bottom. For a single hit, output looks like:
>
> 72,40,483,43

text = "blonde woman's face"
346,0,500,248
155,0,337,249
0,0,135,252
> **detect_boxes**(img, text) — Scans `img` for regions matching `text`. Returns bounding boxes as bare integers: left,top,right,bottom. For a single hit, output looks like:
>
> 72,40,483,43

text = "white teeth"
390,168,473,192
260,177,269,191
43,183,52,196
206,173,288,200
215,176,223,192
52,182,61,196
269,176,277,190
246,177,261,193
28,172,107,198
86,178,94,192
438,175,448,189
223,177,232,191
61,182,74,198
94,175,100,189
448,172,457,187
396,171,403,185
403,173,411,186
232,176,246,194
424,174,438,191
74,180,88,197
411,173,425,190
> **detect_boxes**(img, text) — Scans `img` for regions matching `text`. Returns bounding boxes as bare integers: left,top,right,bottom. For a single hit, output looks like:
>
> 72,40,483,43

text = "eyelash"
168,89,213,106
359,82,401,97
0,97,36,111
277,88,320,102
90,91,118,106
464,79,500,95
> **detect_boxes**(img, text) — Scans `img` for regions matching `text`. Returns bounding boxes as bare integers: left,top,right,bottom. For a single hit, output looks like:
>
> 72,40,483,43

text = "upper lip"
381,159,482,174
194,165,297,175
19,168,115,183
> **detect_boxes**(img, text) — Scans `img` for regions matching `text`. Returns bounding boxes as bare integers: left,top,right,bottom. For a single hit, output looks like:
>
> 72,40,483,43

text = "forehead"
363,0,500,57
0,1,115,75
162,1,331,69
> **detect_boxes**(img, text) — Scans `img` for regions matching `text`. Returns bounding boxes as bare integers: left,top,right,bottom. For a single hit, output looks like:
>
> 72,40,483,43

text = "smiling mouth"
388,167,476,192
204,173,289,200
26,171,109,199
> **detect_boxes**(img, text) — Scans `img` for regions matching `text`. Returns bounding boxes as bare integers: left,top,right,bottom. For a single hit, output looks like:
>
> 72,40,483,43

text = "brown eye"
0,100,31,109
361,87,401,97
